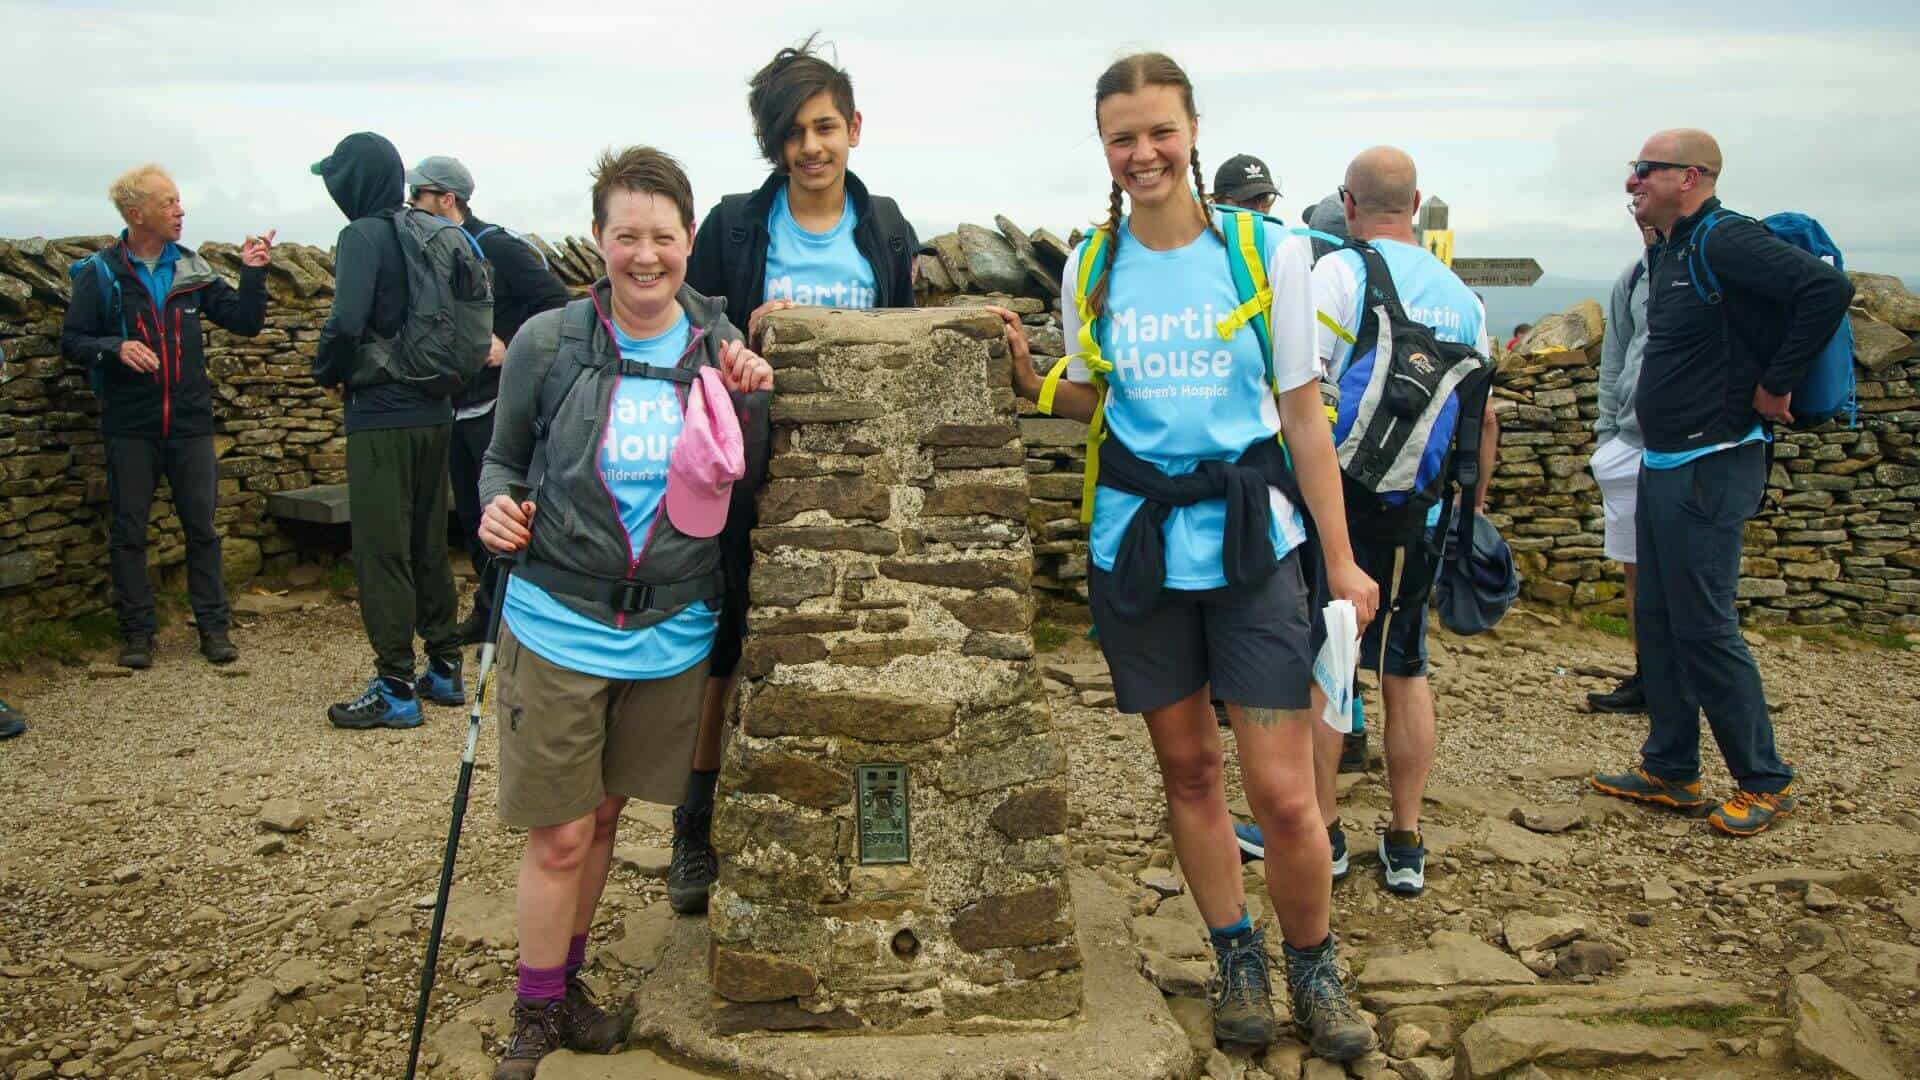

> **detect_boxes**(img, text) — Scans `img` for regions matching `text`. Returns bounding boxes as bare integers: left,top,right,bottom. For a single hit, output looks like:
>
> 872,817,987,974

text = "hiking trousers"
1633,441,1793,794
449,409,499,617
347,424,460,681
106,435,229,638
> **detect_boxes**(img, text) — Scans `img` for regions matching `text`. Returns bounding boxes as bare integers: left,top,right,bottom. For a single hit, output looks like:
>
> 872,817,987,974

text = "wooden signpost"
1413,196,1545,287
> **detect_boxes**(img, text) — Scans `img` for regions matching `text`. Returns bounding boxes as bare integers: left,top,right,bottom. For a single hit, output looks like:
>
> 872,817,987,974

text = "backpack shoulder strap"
1686,208,1747,305
1628,255,1647,295
1214,208,1276,390
1051,226,1118,524
527,300,602,492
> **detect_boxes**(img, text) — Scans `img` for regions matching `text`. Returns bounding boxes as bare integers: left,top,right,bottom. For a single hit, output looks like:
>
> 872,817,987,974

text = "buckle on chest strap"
612,580,656,614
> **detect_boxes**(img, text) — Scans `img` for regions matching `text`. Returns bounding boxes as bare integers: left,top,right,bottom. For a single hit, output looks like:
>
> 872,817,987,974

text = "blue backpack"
1689,210,1856,429
66,252,122,397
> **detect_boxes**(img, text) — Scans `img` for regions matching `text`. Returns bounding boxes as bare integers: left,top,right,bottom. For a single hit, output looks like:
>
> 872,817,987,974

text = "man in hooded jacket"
311,131,464,731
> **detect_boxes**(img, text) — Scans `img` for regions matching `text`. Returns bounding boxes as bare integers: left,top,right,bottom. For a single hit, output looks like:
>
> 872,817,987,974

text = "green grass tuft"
1593,1005,1755,1033
0,612,121,670
324,561,356,595
1583,611,1631,638
1031,620,1071,653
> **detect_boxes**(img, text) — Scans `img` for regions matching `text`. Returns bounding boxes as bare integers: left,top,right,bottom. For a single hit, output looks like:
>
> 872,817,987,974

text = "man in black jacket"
1592,129,1853,837
675,36,918,915
60,164,272,669
311,132,465,731
405,155,571,643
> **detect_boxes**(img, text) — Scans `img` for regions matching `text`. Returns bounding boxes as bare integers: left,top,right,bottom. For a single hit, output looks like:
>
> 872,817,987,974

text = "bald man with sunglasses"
1590,129,1851,838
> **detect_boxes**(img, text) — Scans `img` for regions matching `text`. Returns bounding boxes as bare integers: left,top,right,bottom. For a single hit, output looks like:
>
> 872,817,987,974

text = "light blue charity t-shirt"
1642,424,1768,469
763,186,877,309
502,312,718,680
1315,238,1494,530
1062,213,1317,590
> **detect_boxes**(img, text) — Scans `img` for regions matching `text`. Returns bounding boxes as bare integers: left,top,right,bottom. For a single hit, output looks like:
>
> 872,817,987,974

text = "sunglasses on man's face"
1629,160,1712,181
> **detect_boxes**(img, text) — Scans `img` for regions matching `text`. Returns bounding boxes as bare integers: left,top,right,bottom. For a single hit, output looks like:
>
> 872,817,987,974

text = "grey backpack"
353,207,494,394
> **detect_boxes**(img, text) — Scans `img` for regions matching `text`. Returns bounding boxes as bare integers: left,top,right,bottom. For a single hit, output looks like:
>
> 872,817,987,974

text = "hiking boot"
1233,822,1265,863
667,803,717,914
118,633,153,670
327,677,423,730
1329,824,1350,883
1587,673,1647,714
1338,730,1368,774
1708,786,1798,837
1209,926,1277,1047
1590,766,1707,813
0,699,23,741
199,628,238,665
456,604,493,646
1284,936,1374,1062
415,656,466,707
558,975,632,1053
493,997,567,1080
1379,830,1426,896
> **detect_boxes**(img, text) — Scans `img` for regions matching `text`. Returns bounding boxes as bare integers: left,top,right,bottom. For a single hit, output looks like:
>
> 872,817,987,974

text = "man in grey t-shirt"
1587,217,1658,714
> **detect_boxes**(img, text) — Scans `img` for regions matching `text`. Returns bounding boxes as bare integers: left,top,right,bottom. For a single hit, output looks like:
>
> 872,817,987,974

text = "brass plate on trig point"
856,764,910,864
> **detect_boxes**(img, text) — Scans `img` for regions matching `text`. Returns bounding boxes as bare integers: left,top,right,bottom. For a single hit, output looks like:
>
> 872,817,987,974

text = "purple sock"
565,934,588,978
516,961,567,1004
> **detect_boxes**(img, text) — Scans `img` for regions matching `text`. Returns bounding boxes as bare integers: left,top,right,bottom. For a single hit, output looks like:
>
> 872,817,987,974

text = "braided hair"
1086,52,1219,318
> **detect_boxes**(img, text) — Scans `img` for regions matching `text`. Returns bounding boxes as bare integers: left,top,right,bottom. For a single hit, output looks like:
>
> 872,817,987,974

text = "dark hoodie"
312,131,452,433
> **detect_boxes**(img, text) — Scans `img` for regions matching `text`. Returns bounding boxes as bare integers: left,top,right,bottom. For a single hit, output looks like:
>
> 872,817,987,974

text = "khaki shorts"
494,622,709,829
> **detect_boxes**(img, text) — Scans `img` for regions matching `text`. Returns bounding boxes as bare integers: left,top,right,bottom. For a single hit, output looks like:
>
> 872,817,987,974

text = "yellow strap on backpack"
1214,211,1276,392
1040,227,1117,525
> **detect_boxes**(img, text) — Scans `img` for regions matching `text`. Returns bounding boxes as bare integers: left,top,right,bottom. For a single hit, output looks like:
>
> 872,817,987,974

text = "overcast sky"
4,0,1915,283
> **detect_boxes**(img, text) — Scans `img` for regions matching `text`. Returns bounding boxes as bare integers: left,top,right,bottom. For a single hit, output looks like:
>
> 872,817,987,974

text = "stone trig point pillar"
707,307,1081,1033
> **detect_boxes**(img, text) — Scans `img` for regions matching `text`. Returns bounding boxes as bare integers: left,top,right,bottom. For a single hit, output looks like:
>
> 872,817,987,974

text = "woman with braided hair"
994,52,1378,1062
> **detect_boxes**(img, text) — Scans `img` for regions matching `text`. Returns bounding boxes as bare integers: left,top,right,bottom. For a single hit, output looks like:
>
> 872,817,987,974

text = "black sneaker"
1284,935,1374,1062
1587,673,1647,714
455,605,493,646
327,677,423,730
493,997,566,1080
199,629,239,665
667,802,718,915
558,975,632,1053
0,699,23,740
1379,830,1425,896
1330,824,1350,883
1338,730,1368,774
1209,926,1277,1047
118,633,153,670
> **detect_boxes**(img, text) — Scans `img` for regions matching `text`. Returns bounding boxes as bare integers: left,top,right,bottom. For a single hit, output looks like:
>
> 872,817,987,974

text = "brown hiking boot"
559,975,632,1053
493,998,565,1080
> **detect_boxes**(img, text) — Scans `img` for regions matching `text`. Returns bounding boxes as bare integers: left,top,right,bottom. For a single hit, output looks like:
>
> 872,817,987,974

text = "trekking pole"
404,484,528,1080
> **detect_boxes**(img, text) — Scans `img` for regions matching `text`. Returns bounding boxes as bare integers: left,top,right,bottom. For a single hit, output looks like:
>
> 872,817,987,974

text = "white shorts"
1590,436,1643,564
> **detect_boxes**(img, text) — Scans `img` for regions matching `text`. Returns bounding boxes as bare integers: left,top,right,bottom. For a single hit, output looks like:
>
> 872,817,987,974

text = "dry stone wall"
709,306,1081,1033
0,232,606,628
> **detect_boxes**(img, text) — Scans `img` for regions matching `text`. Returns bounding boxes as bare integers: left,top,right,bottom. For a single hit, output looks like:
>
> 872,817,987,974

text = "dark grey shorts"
1088,548,1313,715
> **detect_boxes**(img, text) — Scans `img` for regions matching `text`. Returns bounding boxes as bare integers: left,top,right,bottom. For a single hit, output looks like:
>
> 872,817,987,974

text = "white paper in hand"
1312,598,1359,733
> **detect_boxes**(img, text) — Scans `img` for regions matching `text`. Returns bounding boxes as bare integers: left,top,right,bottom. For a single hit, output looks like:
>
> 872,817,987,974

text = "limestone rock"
443,884,517,949
1456,1015,1707,1077
613,844,671,879
956,224,1030,294
711,948,820,1003
1851,311,1915,373
1356,931,1539,989
1391,1058,1450,1080
1503,913,1586,954
256,799,311,833
1788,973,1902,1080
600,903,672,973
1478,820,1567,865
1508,803,1586,834
1513,301,1602,356
1261,1039,1308,1079
1168,994,1216,1058
1387,1022,1431,1059
1850,271,1920,332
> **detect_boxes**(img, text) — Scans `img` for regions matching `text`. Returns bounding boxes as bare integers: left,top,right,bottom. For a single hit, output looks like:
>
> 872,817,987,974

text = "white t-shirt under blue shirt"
1061,211,1318,590
1312,237,1494,529
502,312,719,680
764,186,877,310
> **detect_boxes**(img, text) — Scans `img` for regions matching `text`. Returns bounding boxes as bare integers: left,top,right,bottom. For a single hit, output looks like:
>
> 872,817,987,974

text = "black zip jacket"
686,170,918,323
456,214,570,410
60,238,267,440
313,131,452,434
1636,197,1854,453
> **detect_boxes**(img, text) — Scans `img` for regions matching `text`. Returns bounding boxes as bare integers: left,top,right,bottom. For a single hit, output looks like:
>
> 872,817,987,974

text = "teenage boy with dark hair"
679,33,918,915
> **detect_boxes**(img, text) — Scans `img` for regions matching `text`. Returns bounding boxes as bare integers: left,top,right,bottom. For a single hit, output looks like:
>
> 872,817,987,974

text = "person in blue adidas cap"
1592,129,1851,838
999,51,1378,1065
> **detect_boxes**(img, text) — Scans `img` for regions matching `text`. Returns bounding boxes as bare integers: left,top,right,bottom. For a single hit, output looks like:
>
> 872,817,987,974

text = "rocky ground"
3,579,1919,1080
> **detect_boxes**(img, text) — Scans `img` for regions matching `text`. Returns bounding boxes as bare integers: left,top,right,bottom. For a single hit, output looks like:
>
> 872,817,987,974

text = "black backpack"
352,208,494,394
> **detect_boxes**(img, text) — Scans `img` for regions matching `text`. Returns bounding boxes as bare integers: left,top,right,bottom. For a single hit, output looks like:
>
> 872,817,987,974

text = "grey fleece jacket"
1596,252,1650,449
479,281,770,631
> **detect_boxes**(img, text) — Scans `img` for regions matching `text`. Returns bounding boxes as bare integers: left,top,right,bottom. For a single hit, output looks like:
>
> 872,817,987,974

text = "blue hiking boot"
1234,823,1265,862
1209,925,1277,1047
1379,830,1426,896
415,656,465,707
328,677,423,730
1329,824,1350,883
0,699,23,740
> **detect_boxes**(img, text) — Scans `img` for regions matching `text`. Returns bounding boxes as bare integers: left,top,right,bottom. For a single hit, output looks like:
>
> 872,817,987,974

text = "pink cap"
664,366,745,538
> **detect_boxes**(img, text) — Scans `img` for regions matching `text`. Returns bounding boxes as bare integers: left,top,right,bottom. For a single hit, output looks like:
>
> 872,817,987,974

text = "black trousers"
106,435,229,638
449,409,498,616
1635,440,1793,794
347,425,460,680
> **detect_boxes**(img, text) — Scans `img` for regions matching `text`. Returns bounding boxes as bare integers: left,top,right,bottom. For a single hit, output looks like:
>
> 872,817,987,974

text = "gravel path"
2,592,1917,1078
